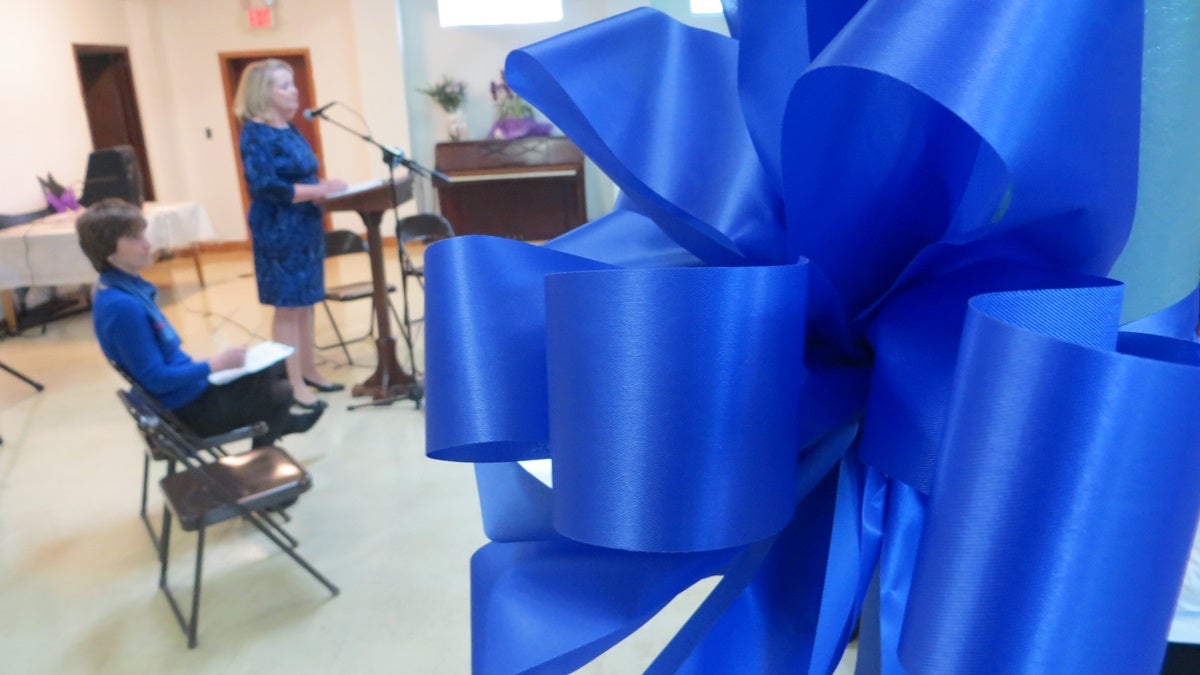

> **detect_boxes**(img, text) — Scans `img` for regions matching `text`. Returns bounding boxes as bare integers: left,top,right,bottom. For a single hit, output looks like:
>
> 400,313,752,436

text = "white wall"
0,1,136,213
142,0,415,238
0,1,726,235
0,0,413,240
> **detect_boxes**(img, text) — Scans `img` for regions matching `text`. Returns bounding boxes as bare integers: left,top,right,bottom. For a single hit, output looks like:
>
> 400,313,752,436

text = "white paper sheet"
326,178,388,199
207,341,295,386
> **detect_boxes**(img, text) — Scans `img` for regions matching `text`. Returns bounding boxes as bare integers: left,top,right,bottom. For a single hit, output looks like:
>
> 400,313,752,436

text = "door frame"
218,49,328,233
73,43,156,201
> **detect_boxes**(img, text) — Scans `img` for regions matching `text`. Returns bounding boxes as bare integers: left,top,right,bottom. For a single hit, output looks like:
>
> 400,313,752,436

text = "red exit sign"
248,7,274,29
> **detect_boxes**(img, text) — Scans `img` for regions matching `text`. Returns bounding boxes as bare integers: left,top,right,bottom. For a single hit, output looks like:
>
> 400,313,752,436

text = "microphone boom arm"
308,108,449,184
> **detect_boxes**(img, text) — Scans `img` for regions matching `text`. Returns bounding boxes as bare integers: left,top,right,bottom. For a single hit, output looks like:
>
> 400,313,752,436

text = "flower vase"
446,109,467,142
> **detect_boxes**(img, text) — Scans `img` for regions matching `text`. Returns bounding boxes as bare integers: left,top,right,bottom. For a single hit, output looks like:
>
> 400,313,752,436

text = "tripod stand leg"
0,361,44,391
345,379,424,412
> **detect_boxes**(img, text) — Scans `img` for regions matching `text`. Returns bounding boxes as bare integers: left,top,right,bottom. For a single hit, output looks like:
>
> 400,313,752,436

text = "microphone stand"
0,360,43,444
308,109,449,184
309,108,442,410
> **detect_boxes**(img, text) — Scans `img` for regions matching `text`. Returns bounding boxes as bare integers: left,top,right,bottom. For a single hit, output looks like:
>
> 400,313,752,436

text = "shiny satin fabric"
902,286,1200,673
424,1,1200,673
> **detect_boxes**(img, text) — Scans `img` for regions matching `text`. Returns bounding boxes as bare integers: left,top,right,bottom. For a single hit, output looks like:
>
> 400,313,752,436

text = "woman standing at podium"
233,58,347,407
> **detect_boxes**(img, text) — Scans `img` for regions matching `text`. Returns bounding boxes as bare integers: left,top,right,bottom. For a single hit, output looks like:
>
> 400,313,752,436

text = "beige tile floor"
0,246,856,674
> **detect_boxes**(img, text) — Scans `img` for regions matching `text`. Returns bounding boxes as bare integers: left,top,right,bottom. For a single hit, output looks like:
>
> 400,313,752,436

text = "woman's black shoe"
283,402,326,435
293,398,327,411
303,377,345,393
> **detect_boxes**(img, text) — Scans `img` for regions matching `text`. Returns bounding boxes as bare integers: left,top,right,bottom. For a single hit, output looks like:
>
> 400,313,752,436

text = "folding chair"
109,361,270,555
116,390,339,649
318,229,402,365
395,214,454,296
394,214,454,362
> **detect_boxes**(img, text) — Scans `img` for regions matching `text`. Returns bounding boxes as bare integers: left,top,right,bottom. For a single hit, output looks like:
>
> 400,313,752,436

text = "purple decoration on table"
487,116,553,140
46,187,80,213
39,173,81,212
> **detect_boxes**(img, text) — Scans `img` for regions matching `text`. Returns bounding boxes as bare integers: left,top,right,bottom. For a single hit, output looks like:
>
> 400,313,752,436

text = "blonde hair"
232,59,293,122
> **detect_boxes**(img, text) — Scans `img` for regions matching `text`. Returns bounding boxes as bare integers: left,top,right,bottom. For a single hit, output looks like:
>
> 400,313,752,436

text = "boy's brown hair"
76,198,146,273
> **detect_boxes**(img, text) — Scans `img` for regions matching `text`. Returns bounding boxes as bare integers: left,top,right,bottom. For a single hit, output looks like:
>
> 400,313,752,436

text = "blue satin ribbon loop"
781,0,1141,325
719,0,741,39
900,285,1200,673
807,447,879,674
645,535,779,675
672,461,844,673
859,263,1121,494
877,479,925,675
426,2,1200,673
543,202,704,269
547,263,809,553
735,0,815,194
424,236,613,463
506,8,784,268
470,539,734,674
474,462,557,544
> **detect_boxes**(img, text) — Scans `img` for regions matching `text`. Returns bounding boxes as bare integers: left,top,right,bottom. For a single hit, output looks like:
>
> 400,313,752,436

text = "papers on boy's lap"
207,341,295,386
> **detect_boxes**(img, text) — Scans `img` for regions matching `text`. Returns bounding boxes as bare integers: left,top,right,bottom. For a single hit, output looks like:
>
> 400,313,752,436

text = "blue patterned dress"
239,120,325,307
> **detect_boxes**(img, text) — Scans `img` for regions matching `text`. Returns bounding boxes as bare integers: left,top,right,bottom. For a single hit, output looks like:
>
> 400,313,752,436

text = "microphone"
302,101,337,120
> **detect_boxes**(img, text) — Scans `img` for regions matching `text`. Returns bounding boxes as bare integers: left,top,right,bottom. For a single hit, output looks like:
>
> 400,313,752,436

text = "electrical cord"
176,292,377,371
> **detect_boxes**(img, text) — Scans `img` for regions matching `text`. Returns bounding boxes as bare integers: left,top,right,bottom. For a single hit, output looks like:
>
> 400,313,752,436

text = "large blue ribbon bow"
425,1,1200,672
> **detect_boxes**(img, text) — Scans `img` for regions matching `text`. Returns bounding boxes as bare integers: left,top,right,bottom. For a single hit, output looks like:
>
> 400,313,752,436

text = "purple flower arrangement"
489,70,552,140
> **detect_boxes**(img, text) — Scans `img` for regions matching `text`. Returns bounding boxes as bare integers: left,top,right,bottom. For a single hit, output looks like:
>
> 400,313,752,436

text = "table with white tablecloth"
0,201,218,330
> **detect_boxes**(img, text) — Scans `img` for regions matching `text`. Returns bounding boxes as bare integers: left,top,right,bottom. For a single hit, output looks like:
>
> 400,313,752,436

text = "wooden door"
74,44,156,200
218,50,329,232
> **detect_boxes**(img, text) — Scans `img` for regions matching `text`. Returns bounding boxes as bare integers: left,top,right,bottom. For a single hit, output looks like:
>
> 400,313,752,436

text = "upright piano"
434,136,587,241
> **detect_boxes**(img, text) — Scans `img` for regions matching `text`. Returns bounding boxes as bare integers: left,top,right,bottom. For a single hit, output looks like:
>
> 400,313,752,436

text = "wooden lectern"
321,177,415,400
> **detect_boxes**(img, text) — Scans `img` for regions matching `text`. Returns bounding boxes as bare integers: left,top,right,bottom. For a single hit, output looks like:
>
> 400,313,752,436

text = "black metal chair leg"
387,298,403,344
140,454,150,517
320,301,354,365
142,456,176,555
257,511,299,548
243,512,339,596
139,453,160,554
158,505,193,648
158,505,173,585
188,527,205,649
399,267,415,357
